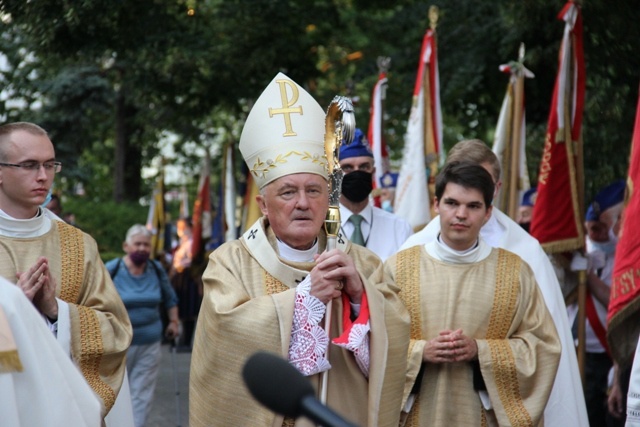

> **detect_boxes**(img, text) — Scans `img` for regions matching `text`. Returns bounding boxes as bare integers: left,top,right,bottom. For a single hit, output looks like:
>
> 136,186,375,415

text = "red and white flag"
530,1,585,253
492,56,534,218
192,151,212,261
395,21,443,230
368,71,390,199
607,86,640,369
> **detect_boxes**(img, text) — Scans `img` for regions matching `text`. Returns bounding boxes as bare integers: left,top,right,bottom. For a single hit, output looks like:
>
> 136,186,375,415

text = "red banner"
192,154,211,261
395,15,443,229
607,88,640,368
530,1,585,253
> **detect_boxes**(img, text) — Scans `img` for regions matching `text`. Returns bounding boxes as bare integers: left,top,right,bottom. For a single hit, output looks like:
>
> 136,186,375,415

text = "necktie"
349,214,365,246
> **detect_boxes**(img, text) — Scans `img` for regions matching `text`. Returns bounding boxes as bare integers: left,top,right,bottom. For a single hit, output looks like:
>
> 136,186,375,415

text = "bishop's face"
257,173,329,250
435,182,492,251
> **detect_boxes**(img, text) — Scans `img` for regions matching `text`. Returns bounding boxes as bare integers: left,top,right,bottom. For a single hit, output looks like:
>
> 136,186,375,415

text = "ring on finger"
335,280,344,291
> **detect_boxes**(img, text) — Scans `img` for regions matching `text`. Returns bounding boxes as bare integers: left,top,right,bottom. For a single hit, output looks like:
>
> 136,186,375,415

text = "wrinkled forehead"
267,172,328,191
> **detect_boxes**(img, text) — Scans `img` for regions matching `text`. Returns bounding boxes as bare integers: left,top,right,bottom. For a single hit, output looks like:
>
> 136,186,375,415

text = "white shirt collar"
276,238,319,263
425,233,492,264
0,207,54,238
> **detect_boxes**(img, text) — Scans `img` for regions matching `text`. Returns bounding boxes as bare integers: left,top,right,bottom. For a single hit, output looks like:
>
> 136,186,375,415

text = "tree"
1,0,638,205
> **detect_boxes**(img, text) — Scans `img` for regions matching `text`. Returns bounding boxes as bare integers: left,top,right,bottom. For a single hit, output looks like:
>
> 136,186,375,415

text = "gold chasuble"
190,217,410,427
387,245,560,427
0,220,132,417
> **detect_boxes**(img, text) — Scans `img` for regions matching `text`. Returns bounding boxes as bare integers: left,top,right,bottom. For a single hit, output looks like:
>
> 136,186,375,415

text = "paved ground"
146,344,191,427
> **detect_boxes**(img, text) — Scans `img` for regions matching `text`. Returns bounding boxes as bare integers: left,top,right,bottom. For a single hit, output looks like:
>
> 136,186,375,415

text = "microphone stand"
321,96,355,405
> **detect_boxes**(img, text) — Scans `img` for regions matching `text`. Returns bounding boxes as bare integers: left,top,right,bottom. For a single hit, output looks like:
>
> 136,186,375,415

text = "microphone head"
242,351,315,417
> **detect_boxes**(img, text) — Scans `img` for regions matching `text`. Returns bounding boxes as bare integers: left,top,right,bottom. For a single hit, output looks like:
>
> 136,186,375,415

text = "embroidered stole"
56,221,116,411
396,246,525,426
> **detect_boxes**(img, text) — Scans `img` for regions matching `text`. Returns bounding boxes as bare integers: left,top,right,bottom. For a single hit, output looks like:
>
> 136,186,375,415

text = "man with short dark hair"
387,161,561,426
401,139,588,426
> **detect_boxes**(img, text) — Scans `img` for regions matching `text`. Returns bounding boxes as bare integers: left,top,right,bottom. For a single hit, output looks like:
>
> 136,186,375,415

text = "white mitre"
239,72,327,189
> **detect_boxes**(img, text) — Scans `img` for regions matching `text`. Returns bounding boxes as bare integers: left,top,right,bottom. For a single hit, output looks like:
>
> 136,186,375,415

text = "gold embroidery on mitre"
77,304,117,411
269,79,303,137
486,249,532,426
57,221,85,303
251,151,328,179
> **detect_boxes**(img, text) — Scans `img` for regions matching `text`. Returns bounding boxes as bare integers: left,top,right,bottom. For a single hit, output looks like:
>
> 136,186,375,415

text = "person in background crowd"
400,139,588,426
46,193,63,217
0,122,132,424
379,171,399,213
567,180,625,427
387,161,560,426
339,128,412,261
106,224,179,427
169,217,201,350
516,186,537,233
189,73,409,427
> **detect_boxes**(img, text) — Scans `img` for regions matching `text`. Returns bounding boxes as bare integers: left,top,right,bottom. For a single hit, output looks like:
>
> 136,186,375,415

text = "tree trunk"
114,84,143,202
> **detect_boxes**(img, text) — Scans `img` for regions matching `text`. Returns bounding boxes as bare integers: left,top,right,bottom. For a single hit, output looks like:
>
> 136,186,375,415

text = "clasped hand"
309,249,364,305
423,329,478,363
16,256,59,320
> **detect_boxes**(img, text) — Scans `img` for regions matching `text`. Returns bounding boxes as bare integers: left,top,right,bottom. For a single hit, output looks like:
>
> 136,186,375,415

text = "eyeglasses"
0,161,62,173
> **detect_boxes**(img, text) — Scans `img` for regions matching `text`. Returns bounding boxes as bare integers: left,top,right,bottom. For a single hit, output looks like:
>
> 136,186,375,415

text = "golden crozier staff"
321,95,355,404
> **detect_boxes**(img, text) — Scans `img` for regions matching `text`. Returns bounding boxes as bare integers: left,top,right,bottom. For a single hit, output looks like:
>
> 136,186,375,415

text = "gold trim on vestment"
57,222,85,302
57,221,116,411
0,305,23,373
265,271,289,295
486,250,532,426
0,350,22,373
396,246,422,427
77,304,116,410
397,246,422,340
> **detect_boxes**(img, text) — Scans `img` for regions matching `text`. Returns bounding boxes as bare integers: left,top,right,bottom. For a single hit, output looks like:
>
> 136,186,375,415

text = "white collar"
0,207,53,238
276,238,319,263
425,233,492,264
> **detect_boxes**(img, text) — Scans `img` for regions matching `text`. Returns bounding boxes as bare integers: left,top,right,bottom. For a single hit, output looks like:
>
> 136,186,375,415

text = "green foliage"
1,0,639,206
63,196,148,258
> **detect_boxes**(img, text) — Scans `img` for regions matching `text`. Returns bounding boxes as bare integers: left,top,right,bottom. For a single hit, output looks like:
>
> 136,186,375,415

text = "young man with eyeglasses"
0,122,133,425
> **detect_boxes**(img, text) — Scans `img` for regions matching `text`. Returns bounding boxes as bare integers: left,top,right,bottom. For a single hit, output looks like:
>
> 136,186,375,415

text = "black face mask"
519,222,531,234
341,170,373,203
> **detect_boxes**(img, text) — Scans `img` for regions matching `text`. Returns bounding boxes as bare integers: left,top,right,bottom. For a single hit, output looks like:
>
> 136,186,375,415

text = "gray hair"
125,224,151,243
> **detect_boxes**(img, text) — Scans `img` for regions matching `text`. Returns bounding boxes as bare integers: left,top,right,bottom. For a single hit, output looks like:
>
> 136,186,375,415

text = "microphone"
242,351,359,427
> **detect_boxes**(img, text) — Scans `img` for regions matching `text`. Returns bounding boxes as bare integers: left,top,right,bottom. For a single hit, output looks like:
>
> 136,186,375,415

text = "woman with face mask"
105,224,179,427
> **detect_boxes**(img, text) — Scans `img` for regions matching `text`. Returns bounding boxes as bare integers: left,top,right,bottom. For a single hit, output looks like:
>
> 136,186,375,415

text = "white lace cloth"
288,275,370,378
